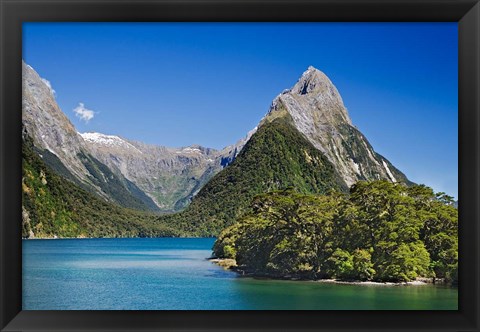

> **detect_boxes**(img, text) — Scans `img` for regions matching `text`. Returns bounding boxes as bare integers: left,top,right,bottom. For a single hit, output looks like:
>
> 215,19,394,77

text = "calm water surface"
23,238,458,310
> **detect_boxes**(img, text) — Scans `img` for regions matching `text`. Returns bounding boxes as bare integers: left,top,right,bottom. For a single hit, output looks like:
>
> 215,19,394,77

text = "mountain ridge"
158,114,349,236
22,61,252,212
80,127,253,212
22,135,179,238
152,65,412,235
22,61,413,237
261,66,410,186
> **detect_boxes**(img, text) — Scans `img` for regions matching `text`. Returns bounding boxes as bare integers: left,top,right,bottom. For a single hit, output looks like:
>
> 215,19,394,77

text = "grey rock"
80,129,252,211
22,61,409,214
23,61,251,212
261,66,409,186
22,61,106,196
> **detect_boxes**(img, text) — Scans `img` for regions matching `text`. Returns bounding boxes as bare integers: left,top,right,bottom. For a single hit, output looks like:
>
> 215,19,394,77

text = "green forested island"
213,182,458,284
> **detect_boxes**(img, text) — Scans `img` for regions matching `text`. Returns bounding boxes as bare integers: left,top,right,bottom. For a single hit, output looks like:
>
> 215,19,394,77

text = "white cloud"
73,103,95,123
41,78,56,96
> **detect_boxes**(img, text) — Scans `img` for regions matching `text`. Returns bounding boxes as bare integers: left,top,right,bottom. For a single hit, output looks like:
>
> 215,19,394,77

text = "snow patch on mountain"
41,78,56,96
80,132,143,154
181,147,203,154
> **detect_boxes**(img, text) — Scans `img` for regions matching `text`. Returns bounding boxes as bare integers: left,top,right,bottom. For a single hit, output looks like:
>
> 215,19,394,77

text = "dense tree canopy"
213,181,458,283
157,116,348,237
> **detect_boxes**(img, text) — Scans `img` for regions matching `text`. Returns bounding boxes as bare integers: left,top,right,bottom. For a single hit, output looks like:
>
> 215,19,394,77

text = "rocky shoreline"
208,258,237,269
316,279,428,286
209,258,442,286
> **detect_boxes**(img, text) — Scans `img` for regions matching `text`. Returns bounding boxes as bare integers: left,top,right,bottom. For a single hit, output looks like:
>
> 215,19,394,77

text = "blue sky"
23,23,458,198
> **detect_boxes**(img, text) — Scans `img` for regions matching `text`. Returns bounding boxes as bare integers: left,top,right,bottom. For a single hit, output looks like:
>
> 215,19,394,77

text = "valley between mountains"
22,62,408,238
22,62,458,283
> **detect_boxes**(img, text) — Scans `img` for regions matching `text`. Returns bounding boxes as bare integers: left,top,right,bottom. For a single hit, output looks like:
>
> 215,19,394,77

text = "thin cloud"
73,103,95,123
41,78,56,96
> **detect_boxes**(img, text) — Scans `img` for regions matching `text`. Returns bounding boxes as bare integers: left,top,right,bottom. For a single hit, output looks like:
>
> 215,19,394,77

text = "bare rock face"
262,66,409,187
22,61,251,212
22,62,107,196
22,61,409,214
81,132,249,211
81,130,253,211
217,126,257,167
23,63,87,178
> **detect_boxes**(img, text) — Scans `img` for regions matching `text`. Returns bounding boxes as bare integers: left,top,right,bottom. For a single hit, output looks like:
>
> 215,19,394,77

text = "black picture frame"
1,0,479,331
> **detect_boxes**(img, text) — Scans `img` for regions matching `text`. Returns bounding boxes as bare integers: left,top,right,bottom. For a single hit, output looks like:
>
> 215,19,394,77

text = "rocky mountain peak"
22,61,409,213
294,66,334,95
265,66,352,129
22,62,237,212
22,61,91,180
80,132,142,154
261,66,409,187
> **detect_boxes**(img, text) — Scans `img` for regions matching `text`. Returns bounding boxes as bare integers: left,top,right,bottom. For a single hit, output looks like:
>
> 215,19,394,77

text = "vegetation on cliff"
157,116,348,236
22,136,181,238
213,181,458,283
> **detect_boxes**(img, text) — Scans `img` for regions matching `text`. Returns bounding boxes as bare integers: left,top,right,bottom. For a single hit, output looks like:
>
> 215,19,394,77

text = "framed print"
1,0,479,331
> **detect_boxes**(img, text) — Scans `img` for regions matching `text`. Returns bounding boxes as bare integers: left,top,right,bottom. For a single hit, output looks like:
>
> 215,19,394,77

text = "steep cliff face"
156,66,412,236
158,115,348,236
21,135,180,239
22,61,410,221
22,62,159,211
262,66,409,187
80,131,252,212
22,61,251,212
22,62,91,187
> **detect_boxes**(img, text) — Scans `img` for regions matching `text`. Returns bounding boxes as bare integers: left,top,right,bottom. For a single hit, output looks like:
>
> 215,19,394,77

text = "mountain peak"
300,65,320,78
263,66,352,130
292,66,341,99
80,132,143,153
260,66,409,187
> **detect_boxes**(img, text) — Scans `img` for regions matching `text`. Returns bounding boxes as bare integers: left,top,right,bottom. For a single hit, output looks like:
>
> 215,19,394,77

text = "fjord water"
23,238,457,310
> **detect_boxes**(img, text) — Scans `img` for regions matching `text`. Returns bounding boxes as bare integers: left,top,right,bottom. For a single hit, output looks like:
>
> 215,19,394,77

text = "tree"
352,249,375,281
326,248,354,280
212,181,458,284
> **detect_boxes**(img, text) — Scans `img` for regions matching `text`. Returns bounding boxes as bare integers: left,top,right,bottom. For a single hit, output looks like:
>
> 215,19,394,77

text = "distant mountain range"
23,61,251,212
22,61,411,237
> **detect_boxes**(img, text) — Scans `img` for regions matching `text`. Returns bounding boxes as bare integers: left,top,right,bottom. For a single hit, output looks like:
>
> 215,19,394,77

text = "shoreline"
315,279,428,286
21,235,215,240
209,258,437,286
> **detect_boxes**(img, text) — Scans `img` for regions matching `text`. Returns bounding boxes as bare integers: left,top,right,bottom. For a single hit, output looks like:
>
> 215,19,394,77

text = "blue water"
22,238,458,310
